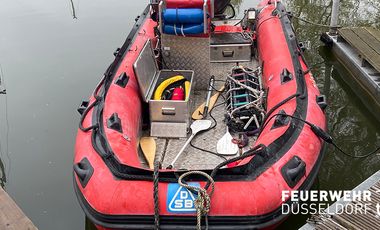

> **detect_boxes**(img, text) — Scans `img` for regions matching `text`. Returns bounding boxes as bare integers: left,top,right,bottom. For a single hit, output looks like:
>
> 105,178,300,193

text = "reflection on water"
278,1,380,229
0,0,378,229
69,0,78,19
1,0,149,229
0,158,6,189
0,66,8,189
286,0,380,28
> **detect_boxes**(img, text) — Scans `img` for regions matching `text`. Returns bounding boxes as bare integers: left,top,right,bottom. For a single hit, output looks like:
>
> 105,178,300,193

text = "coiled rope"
178,171,215,230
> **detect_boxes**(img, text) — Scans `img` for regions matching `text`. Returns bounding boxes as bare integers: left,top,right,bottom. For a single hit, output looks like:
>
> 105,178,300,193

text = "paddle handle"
203,76,215,118
167,133,195,169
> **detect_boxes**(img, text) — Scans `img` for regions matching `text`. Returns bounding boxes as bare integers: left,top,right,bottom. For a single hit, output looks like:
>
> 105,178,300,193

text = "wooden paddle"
192,86,225,120
140,137,156,169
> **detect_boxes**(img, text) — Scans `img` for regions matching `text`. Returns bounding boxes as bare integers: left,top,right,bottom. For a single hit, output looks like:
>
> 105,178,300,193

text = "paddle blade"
192,103,206,120
217,131,238,156
140,137,156,169
192,86,225,120
191,120,212,134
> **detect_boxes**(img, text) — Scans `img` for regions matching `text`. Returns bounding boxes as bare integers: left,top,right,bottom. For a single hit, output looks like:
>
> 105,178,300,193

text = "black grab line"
87,2,313,183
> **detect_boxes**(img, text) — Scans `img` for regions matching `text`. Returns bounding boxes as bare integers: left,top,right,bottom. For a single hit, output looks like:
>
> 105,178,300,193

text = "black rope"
265,114,380,159
153,160,160,230
79,97,100,132
258,93,300,136
332,143,380,159
190,109,228,161
226,3,236,20
287,13,342,29
233,7,248,26
204,144,267,190
189,103,228,160
189,85,229,161
78,74,107,132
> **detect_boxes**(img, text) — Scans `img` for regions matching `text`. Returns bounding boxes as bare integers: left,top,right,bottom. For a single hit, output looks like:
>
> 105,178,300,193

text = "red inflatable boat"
74,0,327,229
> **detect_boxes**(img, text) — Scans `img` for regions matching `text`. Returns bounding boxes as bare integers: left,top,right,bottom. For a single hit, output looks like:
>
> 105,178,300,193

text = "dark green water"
0,1,379,229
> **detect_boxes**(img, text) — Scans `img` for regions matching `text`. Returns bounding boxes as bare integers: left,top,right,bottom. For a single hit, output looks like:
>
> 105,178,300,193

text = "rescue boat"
73,0,327,229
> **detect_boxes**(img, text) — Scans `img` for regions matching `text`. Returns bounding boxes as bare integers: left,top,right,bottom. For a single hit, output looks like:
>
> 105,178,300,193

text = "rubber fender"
163,23,205,35
74,158,94,188
163,8,204,24
281,156,306,188
154,75,190,100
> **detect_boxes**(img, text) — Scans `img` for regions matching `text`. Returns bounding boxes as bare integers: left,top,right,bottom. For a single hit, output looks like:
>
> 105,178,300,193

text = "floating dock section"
0,187,37,230
321,27,380,116
300,170,380,229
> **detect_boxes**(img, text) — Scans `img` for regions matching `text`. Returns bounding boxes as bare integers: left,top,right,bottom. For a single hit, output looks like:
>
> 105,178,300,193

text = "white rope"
226,66,265,119
181,24,186,37
174,23,178,36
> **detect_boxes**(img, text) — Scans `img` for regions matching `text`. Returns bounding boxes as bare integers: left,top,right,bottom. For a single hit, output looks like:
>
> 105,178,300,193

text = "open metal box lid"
133,39,160,103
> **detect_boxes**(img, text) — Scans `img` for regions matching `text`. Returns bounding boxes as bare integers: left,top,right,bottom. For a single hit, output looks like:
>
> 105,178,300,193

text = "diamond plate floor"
138,61,260,170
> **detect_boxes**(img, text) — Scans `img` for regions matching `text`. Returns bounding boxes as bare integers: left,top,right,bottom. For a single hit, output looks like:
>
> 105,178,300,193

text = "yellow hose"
153,75,190,100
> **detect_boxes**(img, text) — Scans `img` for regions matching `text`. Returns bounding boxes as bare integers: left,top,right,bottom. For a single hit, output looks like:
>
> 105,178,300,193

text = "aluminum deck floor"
139,60,260,170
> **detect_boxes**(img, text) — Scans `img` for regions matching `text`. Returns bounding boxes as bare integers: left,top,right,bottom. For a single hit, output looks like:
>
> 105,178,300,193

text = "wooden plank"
0,188,37,230
339,27,380,72
365,27,380,42
353,28,380,56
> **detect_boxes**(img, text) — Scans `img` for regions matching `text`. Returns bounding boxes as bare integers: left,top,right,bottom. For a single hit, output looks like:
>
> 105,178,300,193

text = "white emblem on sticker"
167,183,199,213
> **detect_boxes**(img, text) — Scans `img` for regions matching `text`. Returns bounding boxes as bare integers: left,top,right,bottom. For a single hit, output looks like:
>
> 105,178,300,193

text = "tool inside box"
149,70,194,138
135,37,261,170
139,61,261,170
133,39,194,138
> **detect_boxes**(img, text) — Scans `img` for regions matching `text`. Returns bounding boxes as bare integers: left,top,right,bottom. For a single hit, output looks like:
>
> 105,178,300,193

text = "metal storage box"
134,40,194,138
210,32,252,63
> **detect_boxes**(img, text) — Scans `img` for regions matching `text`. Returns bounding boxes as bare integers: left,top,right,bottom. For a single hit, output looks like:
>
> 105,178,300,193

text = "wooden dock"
0,187,37,230
300,170,380,230
321,27,380,119
338,27,380,73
